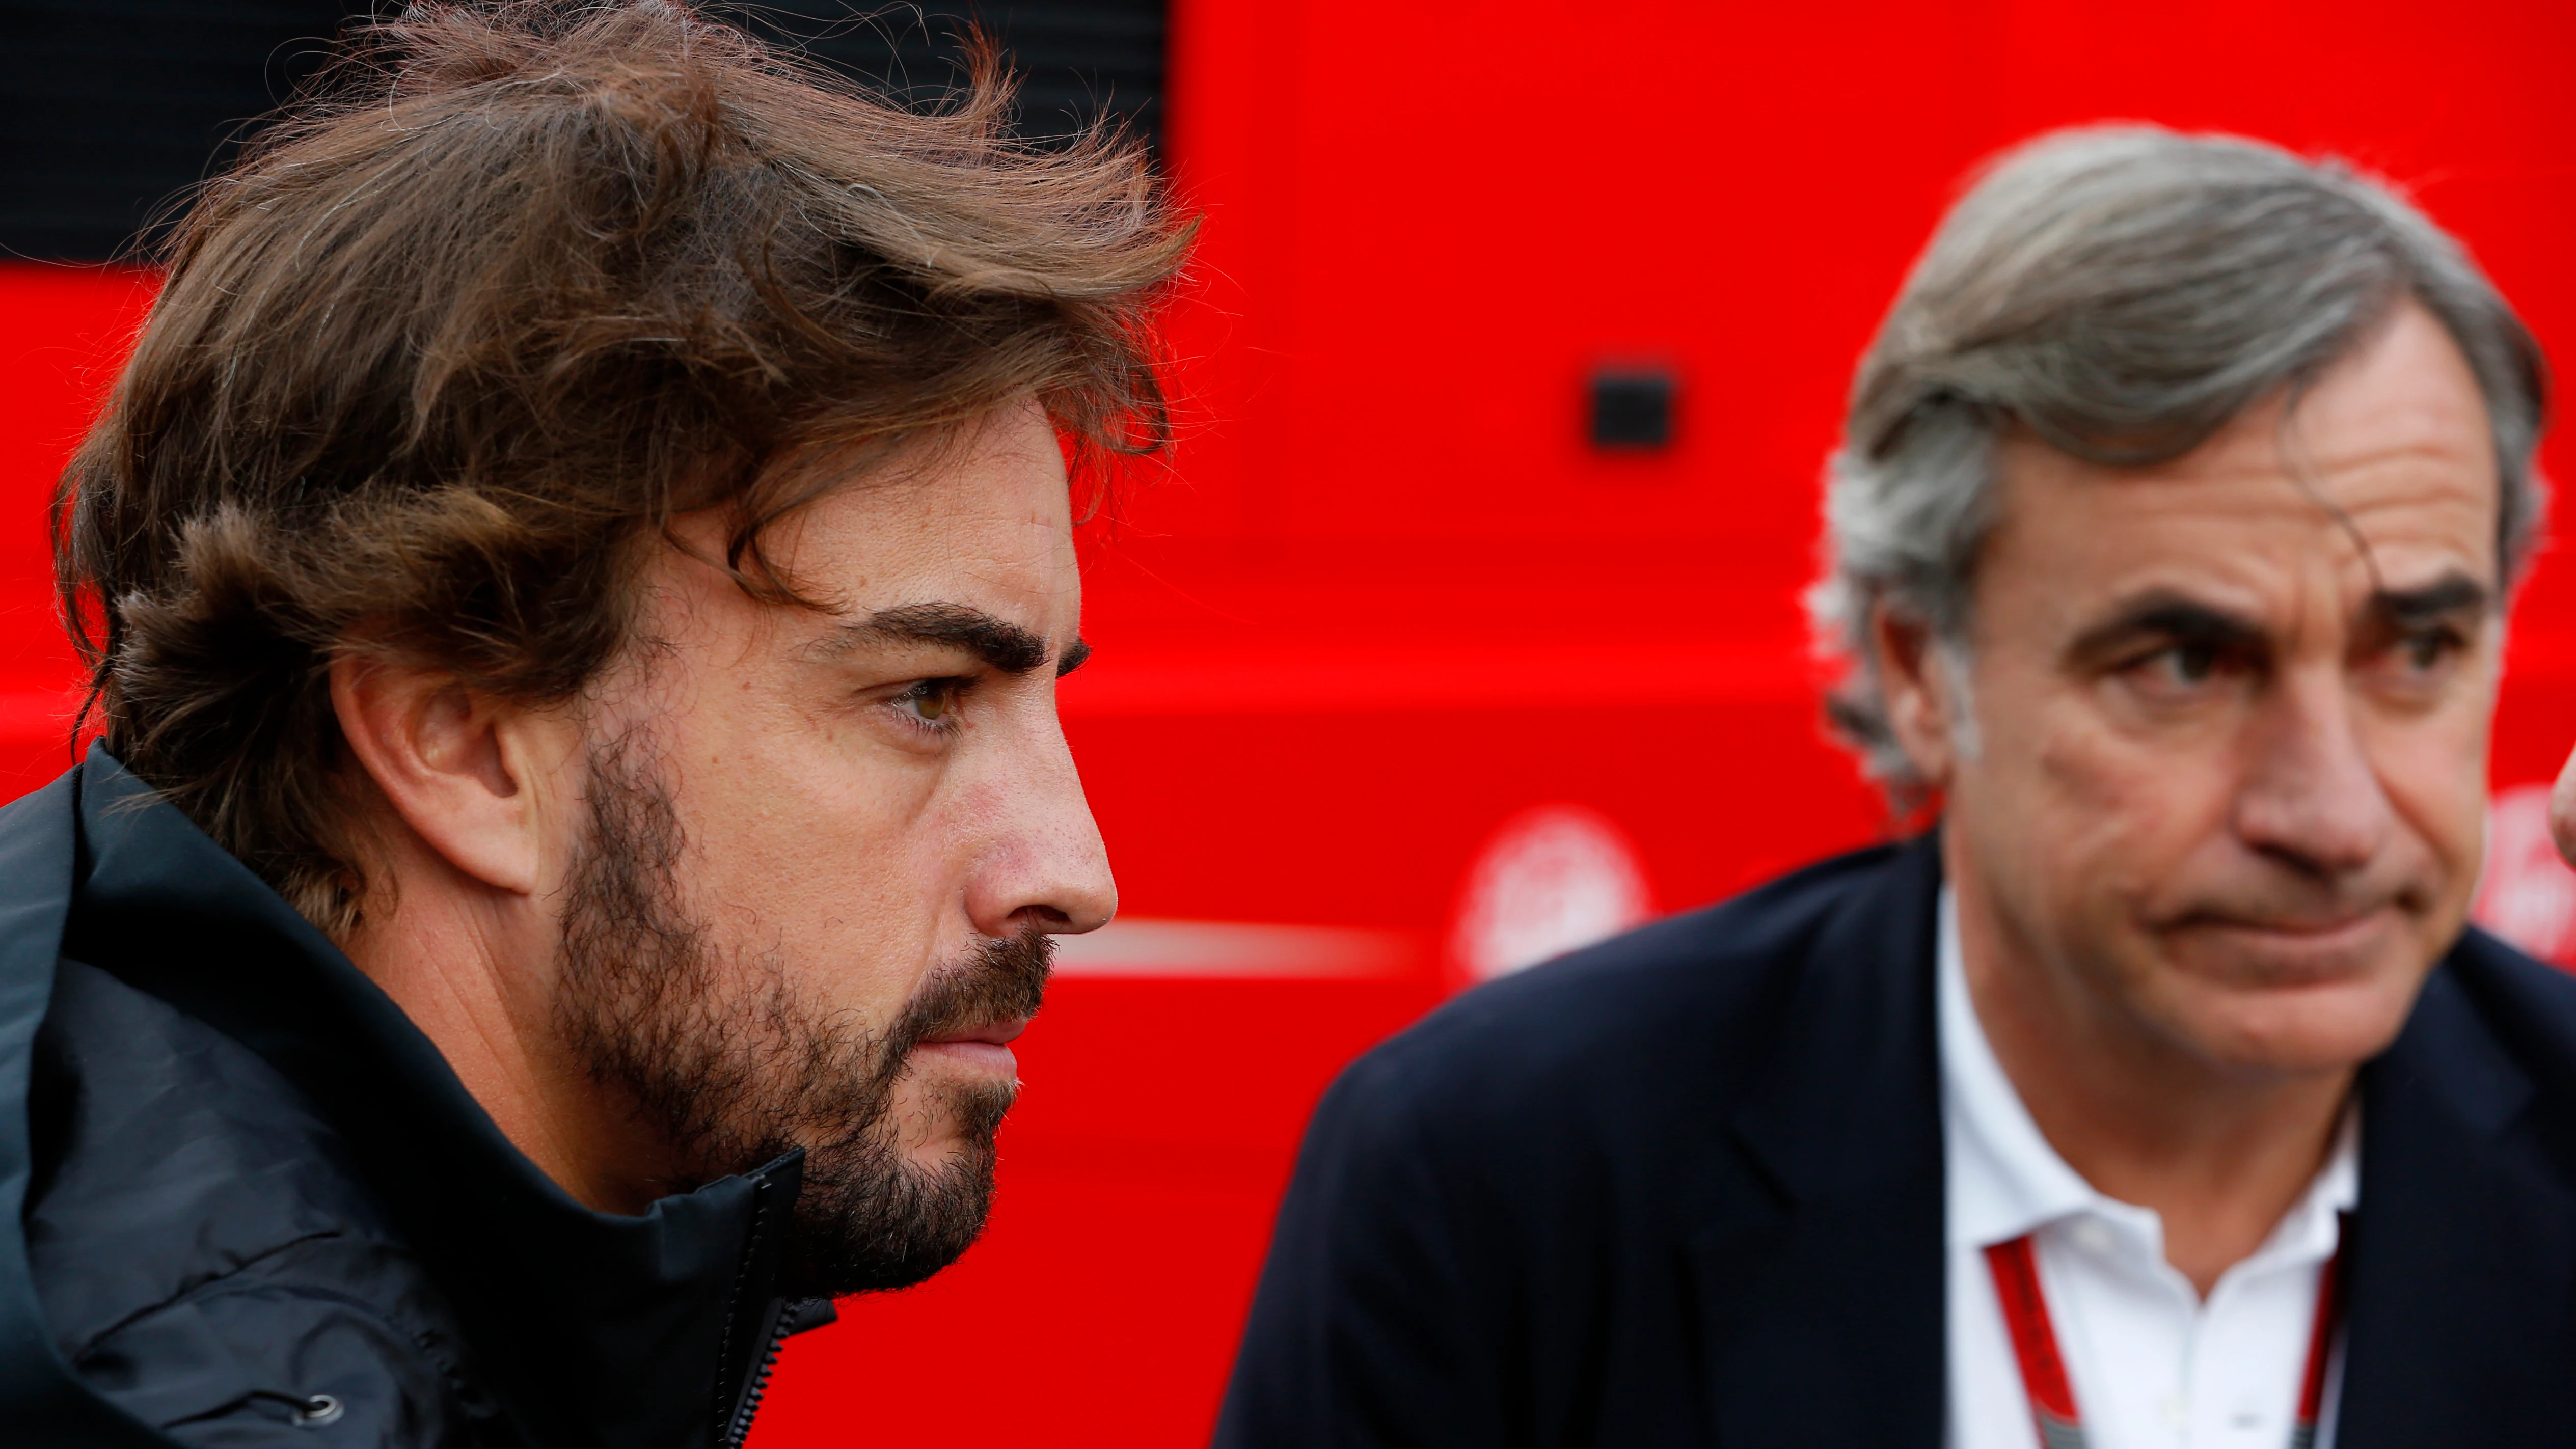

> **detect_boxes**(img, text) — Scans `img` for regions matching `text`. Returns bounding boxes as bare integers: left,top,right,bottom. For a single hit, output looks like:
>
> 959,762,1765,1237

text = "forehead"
632,404,1076,661
765,406,1076,607
1982,304,2500,622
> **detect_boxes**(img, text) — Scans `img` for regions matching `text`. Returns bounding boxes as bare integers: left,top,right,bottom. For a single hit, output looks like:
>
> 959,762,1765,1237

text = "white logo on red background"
1449,804,1655,984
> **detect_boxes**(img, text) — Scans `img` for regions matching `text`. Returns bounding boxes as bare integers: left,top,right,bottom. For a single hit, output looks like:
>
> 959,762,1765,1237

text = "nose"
2230,664,2396,880
962,707,1118,940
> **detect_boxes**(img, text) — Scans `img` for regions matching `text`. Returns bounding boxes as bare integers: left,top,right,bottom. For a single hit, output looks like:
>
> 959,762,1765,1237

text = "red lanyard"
1983,1219,2345,1449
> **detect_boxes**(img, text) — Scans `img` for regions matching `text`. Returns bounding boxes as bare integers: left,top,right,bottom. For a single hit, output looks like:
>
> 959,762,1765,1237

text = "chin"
889,1074,1019,1167
897,1113,984,1164
2177,975,2423,1075
900,1139,978,1179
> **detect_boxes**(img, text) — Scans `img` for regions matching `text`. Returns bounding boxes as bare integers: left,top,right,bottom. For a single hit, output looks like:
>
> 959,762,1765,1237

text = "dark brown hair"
56,0,1191,935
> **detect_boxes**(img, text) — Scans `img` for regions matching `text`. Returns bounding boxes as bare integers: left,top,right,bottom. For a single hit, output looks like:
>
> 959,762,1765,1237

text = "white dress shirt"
1941,888,2356,1449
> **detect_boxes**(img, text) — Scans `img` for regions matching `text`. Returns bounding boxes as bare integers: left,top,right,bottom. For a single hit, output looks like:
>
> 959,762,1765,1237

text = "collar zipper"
715,1157,795,1449
721,1297,838,1446
721,1302,791,1448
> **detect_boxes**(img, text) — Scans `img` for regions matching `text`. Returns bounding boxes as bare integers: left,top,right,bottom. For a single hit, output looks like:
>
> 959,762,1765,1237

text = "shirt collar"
1940,884,2099,1250
1938,885,2359,1259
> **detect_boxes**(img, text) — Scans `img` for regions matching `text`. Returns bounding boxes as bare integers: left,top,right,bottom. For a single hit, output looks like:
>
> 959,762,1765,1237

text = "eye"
2398,626,2463,672
889,678,966,731
2138,641,2223,686
2160,643,2217,684
2372,623,2472,696
2109,635,2256,706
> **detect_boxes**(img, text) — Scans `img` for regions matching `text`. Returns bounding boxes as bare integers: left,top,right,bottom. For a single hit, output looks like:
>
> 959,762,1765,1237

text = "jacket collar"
2338,938,2576,1445
4,748,825,1448
1686,830,1948,1448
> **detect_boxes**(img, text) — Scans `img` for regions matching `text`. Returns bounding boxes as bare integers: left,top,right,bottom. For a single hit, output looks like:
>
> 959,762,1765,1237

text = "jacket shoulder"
2441,926,2576,1090
1328,841,1909,1153
24,959,500,1446
1214,843,1924,1449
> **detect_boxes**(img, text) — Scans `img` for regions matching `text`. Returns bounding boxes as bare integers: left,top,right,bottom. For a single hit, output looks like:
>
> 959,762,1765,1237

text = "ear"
330,654,551,896
1870,601,1964,788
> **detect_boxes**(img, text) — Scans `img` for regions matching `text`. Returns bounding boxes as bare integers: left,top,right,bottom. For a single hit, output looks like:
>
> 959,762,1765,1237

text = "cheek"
2369,700,2494,894
667,728,954,1013
1977,681,2223,900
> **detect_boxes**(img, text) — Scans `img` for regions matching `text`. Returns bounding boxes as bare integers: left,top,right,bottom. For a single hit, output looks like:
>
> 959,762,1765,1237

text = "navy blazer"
1214,835,2576,1447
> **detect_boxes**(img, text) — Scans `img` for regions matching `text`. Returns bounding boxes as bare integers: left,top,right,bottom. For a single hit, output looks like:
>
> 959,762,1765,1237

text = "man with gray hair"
1216,127,2576,1449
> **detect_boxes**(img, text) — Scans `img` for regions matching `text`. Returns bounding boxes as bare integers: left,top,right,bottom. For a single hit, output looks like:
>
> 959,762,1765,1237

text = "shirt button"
2161,1393,2190,1430
2070,1218,2118,1256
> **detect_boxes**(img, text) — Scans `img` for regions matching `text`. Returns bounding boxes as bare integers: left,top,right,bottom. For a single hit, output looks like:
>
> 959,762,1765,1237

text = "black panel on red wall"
0,1,1165,263
0,2,351,261
718,3,1165,152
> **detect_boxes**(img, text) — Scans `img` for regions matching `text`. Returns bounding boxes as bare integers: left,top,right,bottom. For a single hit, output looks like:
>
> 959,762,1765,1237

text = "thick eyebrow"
2367,571,2491,630
1056,638,1093,678
825,603,1049,675
2067,573,2494,666
2067,589,2267,665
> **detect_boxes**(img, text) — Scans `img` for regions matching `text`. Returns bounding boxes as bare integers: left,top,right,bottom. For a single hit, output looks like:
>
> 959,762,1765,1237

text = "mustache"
886,929,1054,1061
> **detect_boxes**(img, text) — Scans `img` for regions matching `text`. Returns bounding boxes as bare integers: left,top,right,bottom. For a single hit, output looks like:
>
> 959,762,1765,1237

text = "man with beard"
0,4,1184,1446
1221,129,2576,1447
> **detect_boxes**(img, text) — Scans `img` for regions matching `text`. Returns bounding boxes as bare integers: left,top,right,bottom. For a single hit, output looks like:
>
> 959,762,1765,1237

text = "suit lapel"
1685,834,1947,1448
2338,958,2576,1445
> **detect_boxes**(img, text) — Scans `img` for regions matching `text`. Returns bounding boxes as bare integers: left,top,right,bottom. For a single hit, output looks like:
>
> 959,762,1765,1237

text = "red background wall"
4,3,2574,1445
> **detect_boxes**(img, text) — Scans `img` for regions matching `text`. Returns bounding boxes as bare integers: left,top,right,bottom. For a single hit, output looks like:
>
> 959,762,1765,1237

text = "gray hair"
1810,126,2548,798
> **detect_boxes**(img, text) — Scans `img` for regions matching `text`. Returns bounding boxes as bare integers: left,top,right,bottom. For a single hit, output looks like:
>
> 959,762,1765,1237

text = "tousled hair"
1810,126,2547,802
57,1,1192,934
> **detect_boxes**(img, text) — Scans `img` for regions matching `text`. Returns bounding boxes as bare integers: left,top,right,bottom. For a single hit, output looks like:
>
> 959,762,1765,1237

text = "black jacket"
0,750,834,1447
1216,833,2576,1447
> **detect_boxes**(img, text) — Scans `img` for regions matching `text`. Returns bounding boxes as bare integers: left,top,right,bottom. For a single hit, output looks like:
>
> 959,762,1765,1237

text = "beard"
553,728,1051,1298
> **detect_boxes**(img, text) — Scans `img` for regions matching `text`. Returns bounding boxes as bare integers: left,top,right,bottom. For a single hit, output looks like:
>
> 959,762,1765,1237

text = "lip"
2199,908,2390,941
2179,906,2399,976
909,1017,1033,1076
918,1017,1032,1049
